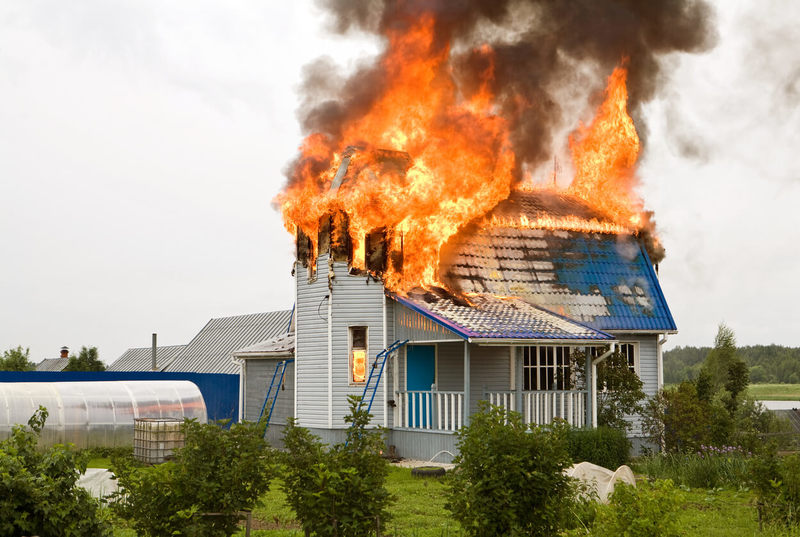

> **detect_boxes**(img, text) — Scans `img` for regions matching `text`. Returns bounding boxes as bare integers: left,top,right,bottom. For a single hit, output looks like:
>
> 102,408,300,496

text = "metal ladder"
258,358,294,433
347,339,408,444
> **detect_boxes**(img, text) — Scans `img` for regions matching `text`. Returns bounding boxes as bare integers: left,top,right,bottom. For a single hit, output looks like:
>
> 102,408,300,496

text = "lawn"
748,384,800,401
217,467,800,537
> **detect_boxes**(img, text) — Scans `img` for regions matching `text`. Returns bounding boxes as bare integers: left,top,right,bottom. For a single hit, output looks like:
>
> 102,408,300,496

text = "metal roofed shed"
107,344,187,372
165,310,292,375
0,380,206,449
35,358,69,371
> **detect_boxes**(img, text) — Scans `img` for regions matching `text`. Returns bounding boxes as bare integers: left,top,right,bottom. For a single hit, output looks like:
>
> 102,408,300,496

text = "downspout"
382,294,388,428
231,355,245,423
591,343,616,428
657,334,668,390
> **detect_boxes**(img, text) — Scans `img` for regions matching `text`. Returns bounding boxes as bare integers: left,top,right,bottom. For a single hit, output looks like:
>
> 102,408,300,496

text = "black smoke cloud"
289,0,717,185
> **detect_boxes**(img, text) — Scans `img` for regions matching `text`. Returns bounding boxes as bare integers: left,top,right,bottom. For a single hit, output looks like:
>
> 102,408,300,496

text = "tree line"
0,346,105,372
665,343,800,384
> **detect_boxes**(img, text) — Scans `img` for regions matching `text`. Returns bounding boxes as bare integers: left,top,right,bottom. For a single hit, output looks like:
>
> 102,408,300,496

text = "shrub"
111,419,274,537
0,406,110,537
750,451,800,526
588,480,684,537
446,402,578,537
567,426,630,469
282,395,393,537
642,381,711,453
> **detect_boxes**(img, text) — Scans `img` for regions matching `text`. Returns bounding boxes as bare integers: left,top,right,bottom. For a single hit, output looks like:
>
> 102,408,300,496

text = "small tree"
282,396,393,537
446,402,578,537
111,419,274,537
0,406,110,536
0,345,35,371
642,382,711,453
64,346,106,372
701,323,745,394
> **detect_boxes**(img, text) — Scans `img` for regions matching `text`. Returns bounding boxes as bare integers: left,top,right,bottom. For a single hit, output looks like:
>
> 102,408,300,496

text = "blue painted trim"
639,243,678,331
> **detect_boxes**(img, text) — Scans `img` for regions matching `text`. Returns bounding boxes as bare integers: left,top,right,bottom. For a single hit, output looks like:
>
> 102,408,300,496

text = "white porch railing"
486,390,587,427
396,390,463,431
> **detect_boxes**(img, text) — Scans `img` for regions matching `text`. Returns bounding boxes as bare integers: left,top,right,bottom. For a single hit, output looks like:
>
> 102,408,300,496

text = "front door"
406,345,435,427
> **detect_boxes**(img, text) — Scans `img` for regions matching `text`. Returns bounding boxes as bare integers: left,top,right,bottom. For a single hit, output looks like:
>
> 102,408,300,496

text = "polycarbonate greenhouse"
0,380,207,448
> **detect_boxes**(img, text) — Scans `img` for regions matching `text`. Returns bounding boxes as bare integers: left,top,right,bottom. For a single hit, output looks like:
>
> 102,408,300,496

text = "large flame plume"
276,1,715,291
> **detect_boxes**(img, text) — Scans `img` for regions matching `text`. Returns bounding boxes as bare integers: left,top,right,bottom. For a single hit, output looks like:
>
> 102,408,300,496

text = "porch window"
522,346,572,390
349,326,368,383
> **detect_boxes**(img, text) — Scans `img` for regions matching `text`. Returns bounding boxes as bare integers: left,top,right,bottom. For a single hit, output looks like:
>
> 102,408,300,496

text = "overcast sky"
1,0,798,364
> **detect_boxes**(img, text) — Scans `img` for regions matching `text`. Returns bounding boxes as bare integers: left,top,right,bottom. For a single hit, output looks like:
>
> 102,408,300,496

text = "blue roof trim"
638,243,678,331
389,293,614,341
389,294,469,340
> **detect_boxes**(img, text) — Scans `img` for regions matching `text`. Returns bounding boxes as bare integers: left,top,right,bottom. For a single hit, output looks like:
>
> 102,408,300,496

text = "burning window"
350,326,368,383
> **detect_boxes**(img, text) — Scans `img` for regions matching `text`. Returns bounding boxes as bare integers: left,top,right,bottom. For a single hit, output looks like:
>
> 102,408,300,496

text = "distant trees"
664,340,800,385
64,346,106,372
0,346,35,371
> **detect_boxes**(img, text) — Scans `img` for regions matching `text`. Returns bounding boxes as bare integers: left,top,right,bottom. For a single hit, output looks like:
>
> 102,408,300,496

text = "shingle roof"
164,310,292,374
35,358,69,371
393,291,613,341
439,190,677,333
107,345,187,372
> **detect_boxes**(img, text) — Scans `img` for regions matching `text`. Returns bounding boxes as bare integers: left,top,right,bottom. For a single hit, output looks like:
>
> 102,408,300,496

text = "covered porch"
390,294,616,433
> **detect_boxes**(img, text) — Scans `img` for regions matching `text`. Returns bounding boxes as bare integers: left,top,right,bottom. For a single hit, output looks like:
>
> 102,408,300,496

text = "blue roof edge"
638,243,678,332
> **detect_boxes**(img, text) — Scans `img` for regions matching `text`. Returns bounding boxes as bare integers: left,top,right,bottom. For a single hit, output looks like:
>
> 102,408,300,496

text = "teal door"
406,345,435,427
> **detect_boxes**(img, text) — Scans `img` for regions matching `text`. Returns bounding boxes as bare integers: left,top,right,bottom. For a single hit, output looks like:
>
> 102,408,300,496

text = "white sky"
0,0,797,364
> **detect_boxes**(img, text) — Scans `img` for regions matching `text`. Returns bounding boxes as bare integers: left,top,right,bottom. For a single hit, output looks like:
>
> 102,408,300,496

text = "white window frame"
522,346,573,391
348,325,369,385
617,342,639,376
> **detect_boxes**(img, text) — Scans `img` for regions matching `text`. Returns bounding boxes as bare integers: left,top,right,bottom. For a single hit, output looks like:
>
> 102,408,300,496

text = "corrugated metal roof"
439,190,677,332
232,332,294,357
164,310,293,374
35,358,69,371
107,345,187,372
393,292,613,341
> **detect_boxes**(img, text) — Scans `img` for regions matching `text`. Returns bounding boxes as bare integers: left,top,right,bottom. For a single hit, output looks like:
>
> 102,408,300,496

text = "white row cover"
0,381,207,449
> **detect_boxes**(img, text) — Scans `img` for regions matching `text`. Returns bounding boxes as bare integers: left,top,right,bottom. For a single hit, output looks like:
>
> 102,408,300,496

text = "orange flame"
568,65,643,228
278,22,652,292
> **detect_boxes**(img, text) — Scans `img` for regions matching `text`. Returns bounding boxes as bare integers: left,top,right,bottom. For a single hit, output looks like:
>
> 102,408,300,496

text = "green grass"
87,457,111,468
748,384,800,400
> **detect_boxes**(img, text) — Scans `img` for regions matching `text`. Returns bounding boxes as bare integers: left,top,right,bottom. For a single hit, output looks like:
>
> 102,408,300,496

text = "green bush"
111,419,275,537
282,395,393,537
588,480,684,537
0,406,110,537
750,451,800,526
567,426,630,469
446,402,580,537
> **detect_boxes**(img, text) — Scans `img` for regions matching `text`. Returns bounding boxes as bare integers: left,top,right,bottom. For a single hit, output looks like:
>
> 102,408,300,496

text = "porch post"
584,347,592,429
463,341,471,426
514,347,523,416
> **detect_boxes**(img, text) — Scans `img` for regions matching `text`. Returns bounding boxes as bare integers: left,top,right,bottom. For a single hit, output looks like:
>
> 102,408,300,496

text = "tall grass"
634,448,752,489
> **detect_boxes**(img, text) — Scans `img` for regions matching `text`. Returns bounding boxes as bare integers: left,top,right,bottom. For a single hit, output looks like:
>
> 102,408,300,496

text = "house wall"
614,334,659,437
243,358,294,426
295,255,391,431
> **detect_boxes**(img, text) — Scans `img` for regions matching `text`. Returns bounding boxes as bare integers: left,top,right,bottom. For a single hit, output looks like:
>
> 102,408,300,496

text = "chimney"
151,333,158,371
60,346,69,359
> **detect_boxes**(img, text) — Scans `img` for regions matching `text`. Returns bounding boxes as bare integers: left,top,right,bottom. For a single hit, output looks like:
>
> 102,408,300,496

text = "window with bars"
522,346,572,391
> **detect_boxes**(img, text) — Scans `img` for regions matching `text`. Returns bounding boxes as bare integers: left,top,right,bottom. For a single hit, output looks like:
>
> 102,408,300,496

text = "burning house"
239,1,715,459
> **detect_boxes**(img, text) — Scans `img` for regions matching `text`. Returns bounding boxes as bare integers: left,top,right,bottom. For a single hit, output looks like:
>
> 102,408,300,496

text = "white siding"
295,257,331,428
244,358,294,426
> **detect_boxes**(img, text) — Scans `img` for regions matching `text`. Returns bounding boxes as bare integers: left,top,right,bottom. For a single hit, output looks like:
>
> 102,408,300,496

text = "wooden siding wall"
296,255,391,430
329,262,388,429
395,304,462,342
295,257,331,428
244,359,294,426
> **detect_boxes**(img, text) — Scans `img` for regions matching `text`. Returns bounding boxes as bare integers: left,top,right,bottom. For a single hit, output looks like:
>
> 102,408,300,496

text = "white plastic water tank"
0,381,207,449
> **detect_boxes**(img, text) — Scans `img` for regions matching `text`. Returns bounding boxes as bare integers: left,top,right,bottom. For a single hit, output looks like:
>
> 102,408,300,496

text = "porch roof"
392,292,614,342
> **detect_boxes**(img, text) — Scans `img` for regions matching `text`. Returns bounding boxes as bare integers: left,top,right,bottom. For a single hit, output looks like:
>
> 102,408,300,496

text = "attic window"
350,326,368,384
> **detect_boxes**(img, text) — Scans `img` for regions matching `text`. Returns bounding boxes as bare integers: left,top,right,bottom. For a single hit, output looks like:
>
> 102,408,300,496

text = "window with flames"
350,326,368,384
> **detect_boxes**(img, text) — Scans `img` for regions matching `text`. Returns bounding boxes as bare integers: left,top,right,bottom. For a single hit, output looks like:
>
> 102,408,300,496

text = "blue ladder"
258,359,294,434
347,339,408,445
